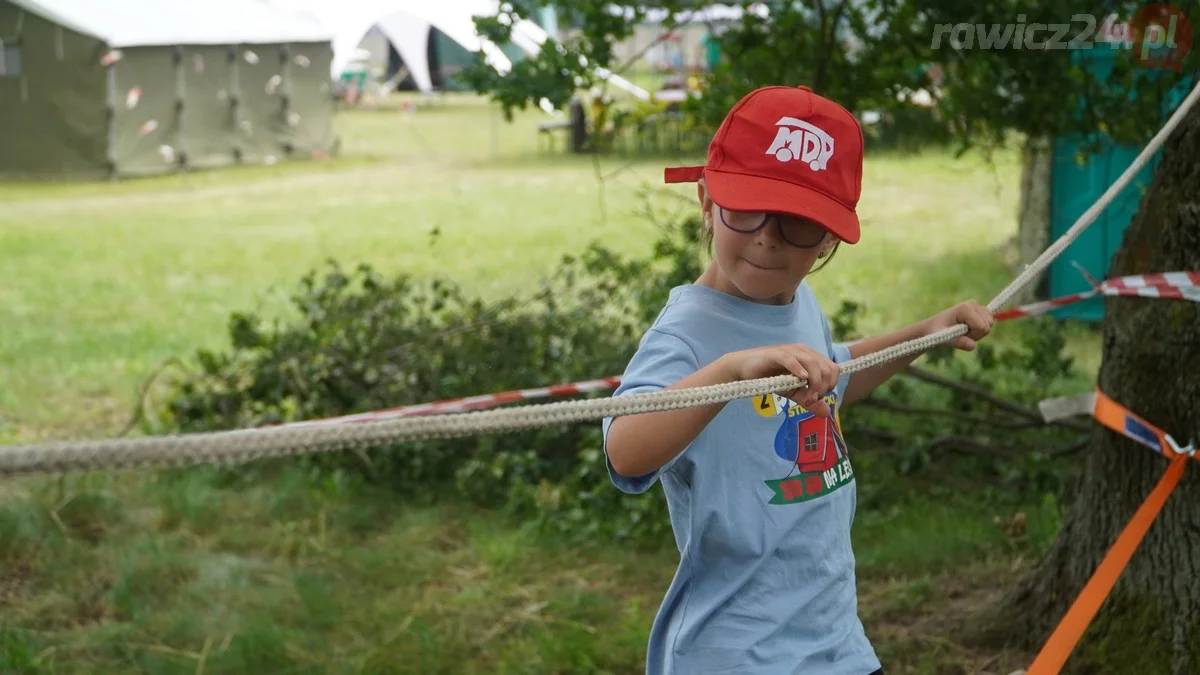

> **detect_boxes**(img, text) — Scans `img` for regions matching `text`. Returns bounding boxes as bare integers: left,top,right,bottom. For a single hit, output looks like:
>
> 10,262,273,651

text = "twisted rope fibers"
4,80,1199,478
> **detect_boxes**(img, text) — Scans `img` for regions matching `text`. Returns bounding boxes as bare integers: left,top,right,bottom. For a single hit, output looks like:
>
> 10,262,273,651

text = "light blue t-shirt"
602,283,880,675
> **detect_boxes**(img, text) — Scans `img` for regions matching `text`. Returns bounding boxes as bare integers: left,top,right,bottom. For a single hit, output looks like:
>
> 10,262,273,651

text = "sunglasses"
717,206,828,249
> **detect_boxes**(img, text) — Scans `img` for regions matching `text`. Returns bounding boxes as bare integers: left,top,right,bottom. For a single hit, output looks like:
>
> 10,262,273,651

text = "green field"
0,95,1099,444
1,94,1099,673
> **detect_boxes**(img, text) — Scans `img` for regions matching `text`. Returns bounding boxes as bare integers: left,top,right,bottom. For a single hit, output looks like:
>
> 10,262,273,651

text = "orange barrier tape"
1025,388,1194,674
1092,390,1194,460
1026,456,1189,675
1040,388,1196,461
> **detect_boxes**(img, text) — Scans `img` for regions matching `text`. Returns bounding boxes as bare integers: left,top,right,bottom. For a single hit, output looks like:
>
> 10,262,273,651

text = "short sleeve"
821,313,853,403
602,328,700,494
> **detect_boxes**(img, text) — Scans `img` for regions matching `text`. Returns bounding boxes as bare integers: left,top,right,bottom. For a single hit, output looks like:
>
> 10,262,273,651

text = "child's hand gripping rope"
717,344,841,418
924,300,996,351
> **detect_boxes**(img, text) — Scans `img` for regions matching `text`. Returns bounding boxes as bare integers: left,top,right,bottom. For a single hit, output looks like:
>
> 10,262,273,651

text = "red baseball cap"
665,85,864,244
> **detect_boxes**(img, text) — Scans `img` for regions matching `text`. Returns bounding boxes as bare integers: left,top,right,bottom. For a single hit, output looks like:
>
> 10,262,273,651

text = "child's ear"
697,179,713,211
818,235,836,258
698,180,715,232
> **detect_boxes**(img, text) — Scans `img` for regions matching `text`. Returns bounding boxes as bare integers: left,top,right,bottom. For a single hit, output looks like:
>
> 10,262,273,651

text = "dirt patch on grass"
862,559,1037,675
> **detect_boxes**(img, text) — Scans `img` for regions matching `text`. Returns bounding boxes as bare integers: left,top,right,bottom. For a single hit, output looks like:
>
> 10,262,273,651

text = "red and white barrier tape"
994,271,1200,321
282,377,623,429
276,271,1198,431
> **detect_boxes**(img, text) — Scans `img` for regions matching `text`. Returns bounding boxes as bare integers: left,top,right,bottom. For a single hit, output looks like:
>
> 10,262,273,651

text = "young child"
602,85,995,675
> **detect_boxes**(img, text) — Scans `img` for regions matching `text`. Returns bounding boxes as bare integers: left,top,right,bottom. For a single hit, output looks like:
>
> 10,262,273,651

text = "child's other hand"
927,301,995,351
719,345,840,417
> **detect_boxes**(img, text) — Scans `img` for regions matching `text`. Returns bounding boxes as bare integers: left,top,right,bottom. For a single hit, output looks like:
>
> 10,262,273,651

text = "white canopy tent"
272,0,649,105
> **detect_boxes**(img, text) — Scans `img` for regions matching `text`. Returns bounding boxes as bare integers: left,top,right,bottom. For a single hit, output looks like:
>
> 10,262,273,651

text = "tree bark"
1014,136,1052,305
977,100,1200,673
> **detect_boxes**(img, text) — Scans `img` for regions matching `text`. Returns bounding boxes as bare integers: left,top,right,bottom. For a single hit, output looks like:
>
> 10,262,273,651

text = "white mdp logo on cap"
765,117,834,171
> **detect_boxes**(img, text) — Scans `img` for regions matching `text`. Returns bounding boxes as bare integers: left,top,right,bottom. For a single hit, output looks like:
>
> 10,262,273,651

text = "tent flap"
110,45,179,175
281,44,336,156
181,45,237,170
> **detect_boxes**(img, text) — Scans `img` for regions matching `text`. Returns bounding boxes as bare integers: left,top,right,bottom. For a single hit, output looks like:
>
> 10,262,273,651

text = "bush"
155,217,705,542
153,213,1083,545
830,303,1088,507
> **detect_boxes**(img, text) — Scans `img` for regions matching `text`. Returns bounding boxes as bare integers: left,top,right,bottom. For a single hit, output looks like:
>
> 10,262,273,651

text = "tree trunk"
1013,136,1052,306
977,101,1200,673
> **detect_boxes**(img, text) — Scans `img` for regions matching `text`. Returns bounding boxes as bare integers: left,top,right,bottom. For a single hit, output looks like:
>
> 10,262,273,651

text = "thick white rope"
991,79,1200,312
2,80,1198,478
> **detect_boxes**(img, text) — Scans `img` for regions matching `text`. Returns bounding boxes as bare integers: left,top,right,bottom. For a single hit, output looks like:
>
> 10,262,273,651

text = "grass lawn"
0,94,1100,444
1,93,1103,673
0,461,1051,675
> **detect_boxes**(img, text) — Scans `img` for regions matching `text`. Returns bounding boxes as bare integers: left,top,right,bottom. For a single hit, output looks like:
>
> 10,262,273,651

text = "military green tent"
0,0,338,179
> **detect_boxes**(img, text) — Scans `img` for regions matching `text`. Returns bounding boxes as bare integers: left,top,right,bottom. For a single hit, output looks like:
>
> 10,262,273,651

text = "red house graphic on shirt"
795,414,841,473
763,393,856,505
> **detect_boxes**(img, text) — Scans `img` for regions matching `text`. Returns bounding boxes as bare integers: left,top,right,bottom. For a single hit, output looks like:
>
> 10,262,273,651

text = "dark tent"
0,0,339,179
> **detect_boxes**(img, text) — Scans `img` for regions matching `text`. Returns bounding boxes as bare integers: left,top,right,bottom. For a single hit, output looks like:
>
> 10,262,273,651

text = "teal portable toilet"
1047,48,1190,321
538,4,559,41
702,32,721,70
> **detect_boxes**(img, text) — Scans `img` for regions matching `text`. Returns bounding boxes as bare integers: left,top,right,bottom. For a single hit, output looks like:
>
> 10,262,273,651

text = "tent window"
0,42,21,77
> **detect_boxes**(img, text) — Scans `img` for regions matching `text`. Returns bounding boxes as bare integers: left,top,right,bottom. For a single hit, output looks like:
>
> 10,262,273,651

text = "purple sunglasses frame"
717,206,827,249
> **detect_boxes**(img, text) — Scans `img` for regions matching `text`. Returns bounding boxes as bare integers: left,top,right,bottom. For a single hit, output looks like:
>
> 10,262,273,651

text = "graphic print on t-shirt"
750,393,855,505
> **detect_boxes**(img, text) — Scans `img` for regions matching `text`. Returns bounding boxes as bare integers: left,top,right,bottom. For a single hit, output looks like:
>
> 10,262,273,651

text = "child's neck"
696,264,797,306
